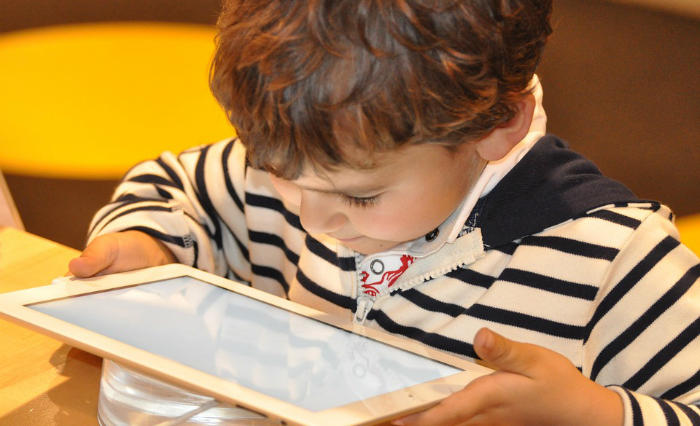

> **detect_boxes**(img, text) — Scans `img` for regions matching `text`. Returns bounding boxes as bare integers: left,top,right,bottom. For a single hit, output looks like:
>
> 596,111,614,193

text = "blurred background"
1,0,699,250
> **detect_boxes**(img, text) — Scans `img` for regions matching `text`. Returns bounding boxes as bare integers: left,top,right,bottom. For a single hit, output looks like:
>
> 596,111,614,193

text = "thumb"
68,234,119,278
473,328,539,376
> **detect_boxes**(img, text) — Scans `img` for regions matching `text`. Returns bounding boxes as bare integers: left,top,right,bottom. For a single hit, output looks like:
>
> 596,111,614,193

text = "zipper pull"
353,296,374,325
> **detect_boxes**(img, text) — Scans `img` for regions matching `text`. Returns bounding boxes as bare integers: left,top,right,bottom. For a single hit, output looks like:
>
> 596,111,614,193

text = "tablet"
0,264,491,426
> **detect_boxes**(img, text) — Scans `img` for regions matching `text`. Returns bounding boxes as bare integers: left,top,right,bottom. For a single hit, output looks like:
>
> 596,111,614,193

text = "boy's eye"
339,194,381,208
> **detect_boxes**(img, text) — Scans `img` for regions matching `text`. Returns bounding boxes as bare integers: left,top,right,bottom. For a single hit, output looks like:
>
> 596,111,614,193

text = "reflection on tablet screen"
30,277,461,411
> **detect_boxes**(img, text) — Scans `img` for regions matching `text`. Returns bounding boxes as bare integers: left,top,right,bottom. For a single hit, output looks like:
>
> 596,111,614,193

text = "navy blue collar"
470,135,641,248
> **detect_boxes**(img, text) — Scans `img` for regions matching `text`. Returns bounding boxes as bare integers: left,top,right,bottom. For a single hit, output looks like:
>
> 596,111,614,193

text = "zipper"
353,296,374,325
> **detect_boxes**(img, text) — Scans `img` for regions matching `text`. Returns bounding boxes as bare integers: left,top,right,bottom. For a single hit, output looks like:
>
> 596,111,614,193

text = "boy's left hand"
394,328,624,426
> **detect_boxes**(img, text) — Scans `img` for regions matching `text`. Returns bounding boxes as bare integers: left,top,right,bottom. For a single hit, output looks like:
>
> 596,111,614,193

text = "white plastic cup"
97,360,279,426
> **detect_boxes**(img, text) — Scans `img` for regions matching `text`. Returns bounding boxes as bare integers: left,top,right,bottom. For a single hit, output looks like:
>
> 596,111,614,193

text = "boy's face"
269,142,486,255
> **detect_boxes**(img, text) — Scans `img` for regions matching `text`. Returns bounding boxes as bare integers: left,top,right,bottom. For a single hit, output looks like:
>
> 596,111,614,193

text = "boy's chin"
337,237,401,256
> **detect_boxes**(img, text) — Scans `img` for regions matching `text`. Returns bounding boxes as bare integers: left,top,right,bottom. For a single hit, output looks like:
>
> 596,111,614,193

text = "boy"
69,0,700,424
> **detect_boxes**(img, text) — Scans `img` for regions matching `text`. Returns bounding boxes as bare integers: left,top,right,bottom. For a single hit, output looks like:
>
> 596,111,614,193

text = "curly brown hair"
210,0,553,179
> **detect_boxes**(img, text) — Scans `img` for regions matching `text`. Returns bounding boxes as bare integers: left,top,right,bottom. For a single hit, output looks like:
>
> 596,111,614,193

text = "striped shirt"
89,135,700,425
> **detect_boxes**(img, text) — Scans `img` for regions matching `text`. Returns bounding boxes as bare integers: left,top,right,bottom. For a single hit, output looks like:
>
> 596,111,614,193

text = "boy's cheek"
352,212,428,243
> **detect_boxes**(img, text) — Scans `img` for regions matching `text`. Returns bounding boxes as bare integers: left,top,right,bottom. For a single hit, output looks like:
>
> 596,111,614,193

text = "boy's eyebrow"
295,182,388,196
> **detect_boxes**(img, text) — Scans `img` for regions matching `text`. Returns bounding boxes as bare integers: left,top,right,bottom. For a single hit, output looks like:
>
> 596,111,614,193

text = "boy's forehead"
335,138,435,169
295,143,453,189
312,143,416,177
297,154,392,190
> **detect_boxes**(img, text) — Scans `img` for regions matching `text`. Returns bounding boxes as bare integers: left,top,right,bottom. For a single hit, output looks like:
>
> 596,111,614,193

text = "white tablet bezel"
0,264,491,426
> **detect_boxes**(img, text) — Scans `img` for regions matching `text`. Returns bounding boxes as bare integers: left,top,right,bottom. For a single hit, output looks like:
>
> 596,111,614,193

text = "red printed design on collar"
359,254,415,297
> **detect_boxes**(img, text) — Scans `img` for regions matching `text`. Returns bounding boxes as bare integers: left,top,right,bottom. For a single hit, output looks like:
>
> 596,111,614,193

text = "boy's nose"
299,192,347,235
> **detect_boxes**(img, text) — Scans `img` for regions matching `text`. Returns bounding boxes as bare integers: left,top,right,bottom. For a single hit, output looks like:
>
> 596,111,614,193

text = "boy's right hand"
68,231,177,278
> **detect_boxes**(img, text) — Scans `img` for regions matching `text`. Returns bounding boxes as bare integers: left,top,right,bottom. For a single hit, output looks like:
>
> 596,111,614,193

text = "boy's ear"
475,94,536,162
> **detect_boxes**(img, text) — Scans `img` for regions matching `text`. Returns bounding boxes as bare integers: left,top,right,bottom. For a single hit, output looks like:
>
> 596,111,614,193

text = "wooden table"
0,226,102,425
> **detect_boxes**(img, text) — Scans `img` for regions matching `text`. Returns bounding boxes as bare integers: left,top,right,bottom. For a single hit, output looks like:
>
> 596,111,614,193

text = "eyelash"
339,194,381,208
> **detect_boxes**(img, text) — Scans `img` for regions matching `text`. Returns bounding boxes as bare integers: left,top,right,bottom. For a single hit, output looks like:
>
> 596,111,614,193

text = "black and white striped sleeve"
87,138,252,280
583,207,700,425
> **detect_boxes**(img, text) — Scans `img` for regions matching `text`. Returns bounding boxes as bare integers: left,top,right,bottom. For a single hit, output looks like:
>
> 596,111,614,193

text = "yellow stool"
676,214,700,258
0,22,234,179
0,23,235,248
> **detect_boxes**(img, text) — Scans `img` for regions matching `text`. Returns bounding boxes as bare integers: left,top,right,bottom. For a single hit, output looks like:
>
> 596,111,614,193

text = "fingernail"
391,421,405,426
480,328,495,350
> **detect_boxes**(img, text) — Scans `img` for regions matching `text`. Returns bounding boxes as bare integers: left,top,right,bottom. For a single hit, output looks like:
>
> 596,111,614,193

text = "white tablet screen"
28,277,461,411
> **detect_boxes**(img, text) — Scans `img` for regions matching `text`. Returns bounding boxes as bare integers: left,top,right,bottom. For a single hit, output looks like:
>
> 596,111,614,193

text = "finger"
393,402,464,426
67,235,119,277
68,256,101,278
473,328,541,376
392,386,490,426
